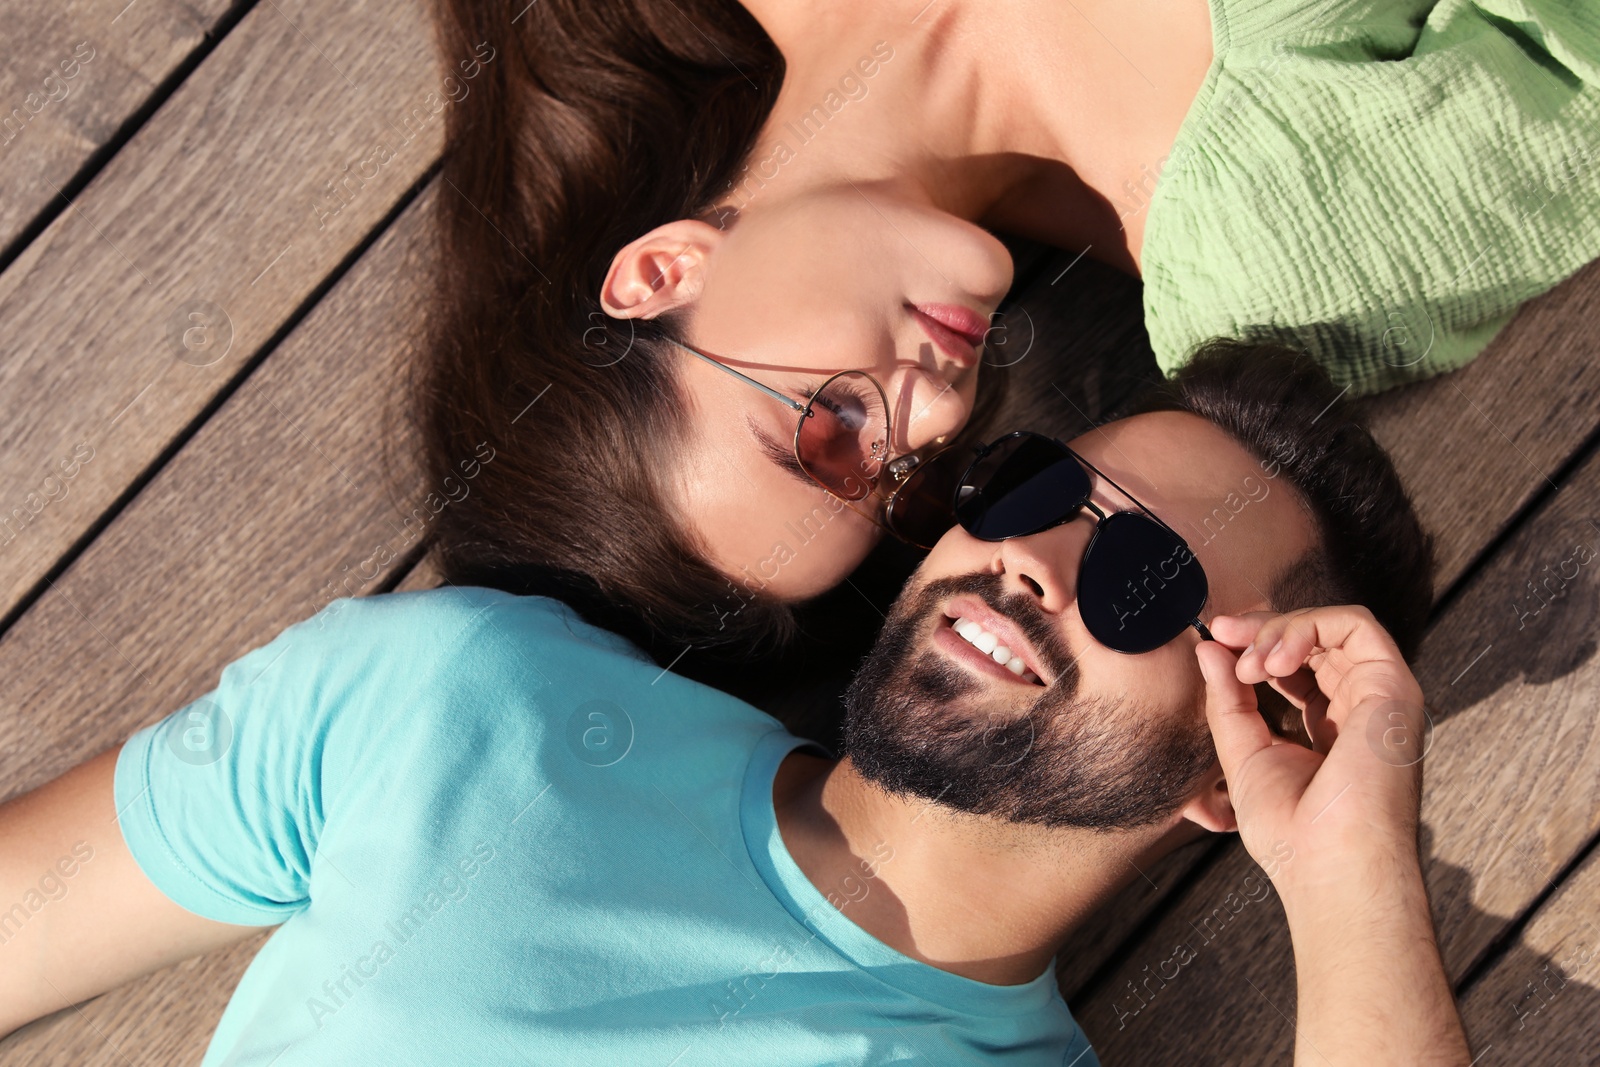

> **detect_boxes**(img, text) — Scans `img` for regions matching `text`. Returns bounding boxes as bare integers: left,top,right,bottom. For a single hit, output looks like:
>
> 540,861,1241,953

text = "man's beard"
840,570,1218,831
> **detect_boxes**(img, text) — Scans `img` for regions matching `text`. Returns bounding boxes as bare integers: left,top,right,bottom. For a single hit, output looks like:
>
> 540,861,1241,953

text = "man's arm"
1279,849,1466,1066
0,745,274,1039
1196,605,1472,1066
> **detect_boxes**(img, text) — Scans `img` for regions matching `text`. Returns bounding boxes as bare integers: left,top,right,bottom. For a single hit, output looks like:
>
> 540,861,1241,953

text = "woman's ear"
1178,762,1237,835
599,219,724,320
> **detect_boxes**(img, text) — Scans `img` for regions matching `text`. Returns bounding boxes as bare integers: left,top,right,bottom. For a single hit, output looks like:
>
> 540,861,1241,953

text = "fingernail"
1267,639,1283,661
1242,640,1256,657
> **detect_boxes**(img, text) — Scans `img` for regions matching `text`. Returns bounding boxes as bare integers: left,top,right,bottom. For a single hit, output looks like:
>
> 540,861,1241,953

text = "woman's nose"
993,516,1094,615
890,367,973,454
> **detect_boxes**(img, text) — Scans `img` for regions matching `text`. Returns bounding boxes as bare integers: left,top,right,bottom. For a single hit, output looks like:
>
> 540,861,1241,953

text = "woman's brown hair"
410,0,783,663
408,0,1007,666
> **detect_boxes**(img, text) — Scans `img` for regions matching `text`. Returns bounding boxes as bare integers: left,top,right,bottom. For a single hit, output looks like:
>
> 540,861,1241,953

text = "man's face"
841,411,1318,830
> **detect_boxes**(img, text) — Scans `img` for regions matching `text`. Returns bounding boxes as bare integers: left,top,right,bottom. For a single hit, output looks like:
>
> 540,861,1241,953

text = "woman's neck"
735,0,1214,272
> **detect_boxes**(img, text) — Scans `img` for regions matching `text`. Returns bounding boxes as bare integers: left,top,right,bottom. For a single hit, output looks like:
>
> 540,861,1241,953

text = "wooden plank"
392,547,445,593
1456,843,1600,1063
1070,415,1600,1062
0,0,444,621
0,185,437,1063
1041,254,1600,1000
0,0,235,254
1365,256,1600,589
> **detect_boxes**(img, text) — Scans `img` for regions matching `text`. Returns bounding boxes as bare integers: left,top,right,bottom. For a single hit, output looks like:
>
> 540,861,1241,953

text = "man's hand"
1195,604,1427,894
1194,605,1472,1067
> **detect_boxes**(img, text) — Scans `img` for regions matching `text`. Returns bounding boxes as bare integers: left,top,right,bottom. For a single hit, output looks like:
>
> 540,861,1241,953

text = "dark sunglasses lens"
1079,512,1208,654
956,434,1092,540
884,448,967,548
796,371,890,502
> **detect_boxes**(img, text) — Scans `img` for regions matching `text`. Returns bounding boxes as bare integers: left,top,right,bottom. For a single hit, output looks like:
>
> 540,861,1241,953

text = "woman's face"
602,180,1015,603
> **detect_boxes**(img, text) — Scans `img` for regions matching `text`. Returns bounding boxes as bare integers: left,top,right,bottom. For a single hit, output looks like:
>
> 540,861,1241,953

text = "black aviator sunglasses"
891,431,1215,655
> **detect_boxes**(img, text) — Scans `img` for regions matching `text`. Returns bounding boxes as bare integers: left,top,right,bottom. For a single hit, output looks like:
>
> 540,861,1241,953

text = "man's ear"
1177,761,1237,835
599,219,724,320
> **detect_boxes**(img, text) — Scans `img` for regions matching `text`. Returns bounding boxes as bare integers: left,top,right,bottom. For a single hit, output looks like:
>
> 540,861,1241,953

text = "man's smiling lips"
934,594,1051,688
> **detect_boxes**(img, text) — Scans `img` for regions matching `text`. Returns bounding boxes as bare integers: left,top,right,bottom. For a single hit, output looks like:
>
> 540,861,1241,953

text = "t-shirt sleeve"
113,588,501,926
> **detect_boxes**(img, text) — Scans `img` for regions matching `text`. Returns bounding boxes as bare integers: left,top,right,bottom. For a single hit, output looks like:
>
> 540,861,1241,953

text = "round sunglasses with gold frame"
664,337,958,541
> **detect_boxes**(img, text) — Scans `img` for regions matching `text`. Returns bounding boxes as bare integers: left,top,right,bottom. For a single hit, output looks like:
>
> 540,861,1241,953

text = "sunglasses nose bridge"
1080,498,1108,522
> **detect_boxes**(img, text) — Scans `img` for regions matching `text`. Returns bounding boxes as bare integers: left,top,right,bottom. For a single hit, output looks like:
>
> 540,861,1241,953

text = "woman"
414,0,1600,668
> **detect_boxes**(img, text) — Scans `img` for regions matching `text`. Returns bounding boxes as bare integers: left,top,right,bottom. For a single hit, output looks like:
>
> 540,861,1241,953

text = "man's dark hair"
1121,339,1436,729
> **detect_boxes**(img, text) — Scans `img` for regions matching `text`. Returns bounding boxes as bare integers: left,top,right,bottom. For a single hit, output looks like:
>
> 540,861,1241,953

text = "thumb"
1196,640,1273,786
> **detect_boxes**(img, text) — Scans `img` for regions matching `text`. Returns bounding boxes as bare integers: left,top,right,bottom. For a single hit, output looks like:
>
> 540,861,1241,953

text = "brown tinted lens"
885,447,966,548
795,371,890,502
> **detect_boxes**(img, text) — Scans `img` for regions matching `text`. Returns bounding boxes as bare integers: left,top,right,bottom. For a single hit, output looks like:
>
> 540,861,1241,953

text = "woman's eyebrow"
746,414,815,487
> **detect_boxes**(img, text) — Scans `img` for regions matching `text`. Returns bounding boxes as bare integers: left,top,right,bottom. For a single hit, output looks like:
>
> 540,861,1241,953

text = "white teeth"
951,615,1041,684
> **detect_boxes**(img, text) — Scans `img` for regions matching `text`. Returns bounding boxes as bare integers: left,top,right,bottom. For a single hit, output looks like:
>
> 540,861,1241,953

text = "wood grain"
0,184,436,1063
1364,256,1600,590
0,0,234,253
392,546,444,593
0,0,444,622
1071,404,1600,1063
1456,842,1600,1064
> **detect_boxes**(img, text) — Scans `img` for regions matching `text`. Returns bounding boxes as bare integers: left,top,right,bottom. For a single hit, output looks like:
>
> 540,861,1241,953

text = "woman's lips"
910,303,990,368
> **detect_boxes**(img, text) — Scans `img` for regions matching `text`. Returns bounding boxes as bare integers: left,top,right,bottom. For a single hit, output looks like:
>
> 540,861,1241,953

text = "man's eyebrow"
746,414,814,487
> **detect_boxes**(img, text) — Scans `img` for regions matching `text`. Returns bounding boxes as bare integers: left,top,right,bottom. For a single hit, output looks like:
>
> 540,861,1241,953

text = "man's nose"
993,516,1095,614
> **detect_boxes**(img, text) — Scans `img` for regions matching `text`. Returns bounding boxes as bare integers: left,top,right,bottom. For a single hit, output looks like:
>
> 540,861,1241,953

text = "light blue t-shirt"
114,586,1100,1066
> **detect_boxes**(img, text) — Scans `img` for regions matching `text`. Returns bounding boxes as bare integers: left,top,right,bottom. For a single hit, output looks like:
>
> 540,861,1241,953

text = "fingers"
1212,607,1421,748
1229,605,1403,684
1205,612,1274,650
1195,640,1273,783
1264,664,1322,712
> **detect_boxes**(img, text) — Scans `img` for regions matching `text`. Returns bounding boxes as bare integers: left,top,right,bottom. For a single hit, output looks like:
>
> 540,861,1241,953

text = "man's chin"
840,645,1043,808
839,578,1215,831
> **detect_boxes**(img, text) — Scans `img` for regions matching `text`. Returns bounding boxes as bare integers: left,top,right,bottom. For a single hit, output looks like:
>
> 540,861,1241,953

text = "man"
0,344,1469,1065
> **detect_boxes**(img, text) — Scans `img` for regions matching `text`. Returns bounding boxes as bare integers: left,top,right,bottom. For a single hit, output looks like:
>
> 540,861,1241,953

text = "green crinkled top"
1140,0,1600,395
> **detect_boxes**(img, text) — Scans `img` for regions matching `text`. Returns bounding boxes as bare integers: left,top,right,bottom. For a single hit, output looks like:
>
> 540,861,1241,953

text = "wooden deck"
2,2,1597,1062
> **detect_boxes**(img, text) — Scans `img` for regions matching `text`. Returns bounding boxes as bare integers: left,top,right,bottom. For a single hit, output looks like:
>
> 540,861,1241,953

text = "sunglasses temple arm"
666,338,807,413
1191,619,1215,643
